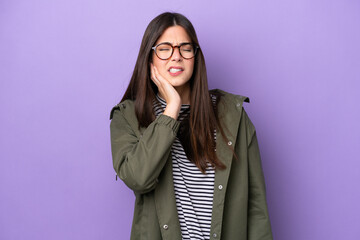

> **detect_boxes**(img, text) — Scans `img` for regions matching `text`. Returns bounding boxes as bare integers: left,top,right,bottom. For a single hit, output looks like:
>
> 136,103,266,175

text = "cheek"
151,54,158,66
152,57,166,72
187,61,195,76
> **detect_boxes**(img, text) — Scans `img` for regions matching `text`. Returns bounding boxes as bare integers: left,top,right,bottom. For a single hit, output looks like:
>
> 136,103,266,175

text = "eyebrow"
159,41,192,46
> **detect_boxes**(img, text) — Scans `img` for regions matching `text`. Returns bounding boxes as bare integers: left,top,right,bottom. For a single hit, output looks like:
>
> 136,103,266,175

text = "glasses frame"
151,42,199,60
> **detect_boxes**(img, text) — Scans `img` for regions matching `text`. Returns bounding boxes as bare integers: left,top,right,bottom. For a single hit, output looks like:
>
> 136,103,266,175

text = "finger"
150,64,160,86
152,65,171,96
153,65,167,84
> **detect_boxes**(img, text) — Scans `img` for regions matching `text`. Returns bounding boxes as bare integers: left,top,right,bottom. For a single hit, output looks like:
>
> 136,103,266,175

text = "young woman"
110,12,273,240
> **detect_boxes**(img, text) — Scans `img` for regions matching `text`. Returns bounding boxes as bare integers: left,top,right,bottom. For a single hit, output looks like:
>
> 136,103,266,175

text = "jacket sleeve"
110,106,180,194
246,115,273,239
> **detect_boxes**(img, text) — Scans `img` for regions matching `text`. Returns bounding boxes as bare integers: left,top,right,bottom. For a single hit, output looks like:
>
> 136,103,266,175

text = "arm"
246,117,273,239
110,107,180,194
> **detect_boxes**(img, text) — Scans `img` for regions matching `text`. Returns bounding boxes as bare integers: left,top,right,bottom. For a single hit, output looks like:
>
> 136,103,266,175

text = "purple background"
1,0,359,239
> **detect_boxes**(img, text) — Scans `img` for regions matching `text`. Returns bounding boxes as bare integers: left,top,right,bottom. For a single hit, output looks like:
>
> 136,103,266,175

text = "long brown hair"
121,12,231,173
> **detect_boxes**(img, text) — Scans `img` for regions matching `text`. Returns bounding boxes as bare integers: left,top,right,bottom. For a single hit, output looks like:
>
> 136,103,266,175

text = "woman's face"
151,26,195,90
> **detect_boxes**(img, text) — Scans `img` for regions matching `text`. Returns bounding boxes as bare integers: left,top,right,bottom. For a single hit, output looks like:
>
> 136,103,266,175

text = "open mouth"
169,68,184,73
169,67,184,73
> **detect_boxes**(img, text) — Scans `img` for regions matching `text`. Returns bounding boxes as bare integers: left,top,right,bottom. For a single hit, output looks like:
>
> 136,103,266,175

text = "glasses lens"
180,44,196,59
154,43,198,59
156,43,172,59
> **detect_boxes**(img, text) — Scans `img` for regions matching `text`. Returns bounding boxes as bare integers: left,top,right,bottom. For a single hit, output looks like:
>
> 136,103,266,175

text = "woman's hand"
150,63,181,119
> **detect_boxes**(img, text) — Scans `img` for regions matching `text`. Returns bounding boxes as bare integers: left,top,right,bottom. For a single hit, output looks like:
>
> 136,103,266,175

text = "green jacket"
110,89,273,240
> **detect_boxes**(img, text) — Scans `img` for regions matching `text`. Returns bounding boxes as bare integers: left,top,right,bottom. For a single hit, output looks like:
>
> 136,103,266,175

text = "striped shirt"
153,93,217,240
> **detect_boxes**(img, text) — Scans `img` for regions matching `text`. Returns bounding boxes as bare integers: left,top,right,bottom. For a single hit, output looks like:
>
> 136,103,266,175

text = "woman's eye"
181,45,193,52
182,48,193,52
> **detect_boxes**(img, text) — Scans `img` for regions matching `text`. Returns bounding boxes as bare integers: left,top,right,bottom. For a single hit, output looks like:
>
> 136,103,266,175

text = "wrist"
163,103,180,120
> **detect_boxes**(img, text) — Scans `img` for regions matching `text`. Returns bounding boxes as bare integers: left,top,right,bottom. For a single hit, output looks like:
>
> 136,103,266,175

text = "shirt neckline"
156,93,190,108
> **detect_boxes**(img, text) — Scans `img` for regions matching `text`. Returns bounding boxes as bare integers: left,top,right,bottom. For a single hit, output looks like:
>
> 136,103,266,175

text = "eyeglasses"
152,42,199,60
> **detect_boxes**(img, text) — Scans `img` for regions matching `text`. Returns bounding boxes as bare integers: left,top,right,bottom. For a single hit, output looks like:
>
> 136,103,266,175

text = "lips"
168,67,184,76
168,66,184,72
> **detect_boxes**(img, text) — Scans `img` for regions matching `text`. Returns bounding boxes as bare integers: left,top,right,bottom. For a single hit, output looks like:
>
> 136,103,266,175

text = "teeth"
169,68,183,73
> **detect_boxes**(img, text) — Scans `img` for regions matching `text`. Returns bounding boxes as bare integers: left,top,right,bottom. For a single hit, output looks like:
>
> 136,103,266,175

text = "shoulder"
109,99,135,120
210,88,250,109
210,88,256,133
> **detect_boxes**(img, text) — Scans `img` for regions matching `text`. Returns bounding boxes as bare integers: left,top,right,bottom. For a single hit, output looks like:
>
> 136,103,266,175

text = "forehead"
156,26,191,44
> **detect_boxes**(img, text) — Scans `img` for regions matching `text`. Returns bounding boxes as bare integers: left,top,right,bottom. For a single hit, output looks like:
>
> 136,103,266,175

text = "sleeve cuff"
155,114,181,133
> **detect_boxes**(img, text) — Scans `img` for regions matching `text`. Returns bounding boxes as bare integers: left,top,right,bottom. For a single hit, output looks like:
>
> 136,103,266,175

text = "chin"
169,79,190,88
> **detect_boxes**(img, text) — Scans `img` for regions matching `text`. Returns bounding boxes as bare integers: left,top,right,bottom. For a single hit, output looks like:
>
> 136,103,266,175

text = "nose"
171,46,182,61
